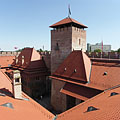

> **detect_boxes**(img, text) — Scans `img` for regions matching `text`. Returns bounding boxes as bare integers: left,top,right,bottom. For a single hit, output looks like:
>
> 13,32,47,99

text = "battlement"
86,52,120,59
0,51,21,56
39,51,51,55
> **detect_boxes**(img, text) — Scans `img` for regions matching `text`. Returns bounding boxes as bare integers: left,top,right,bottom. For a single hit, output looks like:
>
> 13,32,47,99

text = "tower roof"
52,50,91,83
50,17,88,28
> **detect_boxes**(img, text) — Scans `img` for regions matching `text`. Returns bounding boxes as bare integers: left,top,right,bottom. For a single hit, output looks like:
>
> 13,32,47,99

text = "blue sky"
0,0,120,51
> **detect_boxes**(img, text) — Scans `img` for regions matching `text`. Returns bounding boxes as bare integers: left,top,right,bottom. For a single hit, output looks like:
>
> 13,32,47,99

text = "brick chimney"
12,70,22,99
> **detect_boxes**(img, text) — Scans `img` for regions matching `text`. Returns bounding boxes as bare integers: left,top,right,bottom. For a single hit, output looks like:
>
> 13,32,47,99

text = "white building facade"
87,43,111,52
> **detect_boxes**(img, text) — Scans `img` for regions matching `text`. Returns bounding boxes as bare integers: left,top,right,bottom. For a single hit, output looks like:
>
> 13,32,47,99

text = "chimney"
22,56,24,65
12,70,22,99
15,55,18,64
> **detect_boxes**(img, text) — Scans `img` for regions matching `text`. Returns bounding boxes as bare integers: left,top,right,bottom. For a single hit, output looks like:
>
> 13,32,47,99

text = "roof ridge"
81,51,87,81
30,48,34,61
69,17,73,23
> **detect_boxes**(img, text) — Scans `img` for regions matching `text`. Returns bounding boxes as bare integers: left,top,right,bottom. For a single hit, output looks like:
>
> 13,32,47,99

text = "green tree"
94,49,102,52
37,48,43,52
117,48,120,52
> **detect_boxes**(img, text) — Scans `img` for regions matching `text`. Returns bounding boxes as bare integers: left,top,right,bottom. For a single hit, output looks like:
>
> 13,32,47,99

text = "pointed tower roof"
52,50,91,83
50,17,88,28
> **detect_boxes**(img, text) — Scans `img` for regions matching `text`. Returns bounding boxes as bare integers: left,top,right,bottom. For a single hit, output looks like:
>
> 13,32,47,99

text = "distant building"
87,42,111,52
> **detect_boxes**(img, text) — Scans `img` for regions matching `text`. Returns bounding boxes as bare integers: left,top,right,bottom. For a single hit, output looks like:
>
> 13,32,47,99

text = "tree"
117,48,120,53
94,49,102,53
37,49,43,52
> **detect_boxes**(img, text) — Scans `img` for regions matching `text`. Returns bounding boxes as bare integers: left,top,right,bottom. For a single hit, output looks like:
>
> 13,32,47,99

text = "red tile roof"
51,51,120,91
90,61,120,90
0,69,55,120
12,48,47,70
50,17,88,28
57,86,120,120
52,51,91,83
0,56,15,68
60,83,102,101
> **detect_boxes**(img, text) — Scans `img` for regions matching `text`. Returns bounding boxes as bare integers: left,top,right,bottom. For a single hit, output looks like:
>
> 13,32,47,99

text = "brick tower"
50,17,88,112
50,17,88,73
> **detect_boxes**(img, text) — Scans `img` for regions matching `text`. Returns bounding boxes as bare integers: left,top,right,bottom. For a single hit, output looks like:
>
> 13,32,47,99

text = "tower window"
79,39,81,45
15,78,19,82
55,42,59,50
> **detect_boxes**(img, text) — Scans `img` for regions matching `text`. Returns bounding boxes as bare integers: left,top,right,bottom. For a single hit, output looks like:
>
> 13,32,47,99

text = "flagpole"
68,4,71,18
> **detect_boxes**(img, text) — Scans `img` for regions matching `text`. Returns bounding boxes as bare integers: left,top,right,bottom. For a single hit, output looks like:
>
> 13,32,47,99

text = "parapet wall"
0,51,21,56
86,52,120,59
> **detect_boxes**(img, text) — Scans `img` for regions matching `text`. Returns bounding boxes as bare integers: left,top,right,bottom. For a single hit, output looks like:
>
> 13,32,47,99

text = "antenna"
68,4,71,18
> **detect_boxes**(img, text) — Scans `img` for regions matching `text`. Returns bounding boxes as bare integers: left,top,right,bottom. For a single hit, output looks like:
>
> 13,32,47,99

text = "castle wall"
0,51,20,56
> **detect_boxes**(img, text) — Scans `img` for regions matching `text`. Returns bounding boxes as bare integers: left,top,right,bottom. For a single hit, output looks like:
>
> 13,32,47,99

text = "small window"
79,39,81,45
55,42,59,50
15,78,19,82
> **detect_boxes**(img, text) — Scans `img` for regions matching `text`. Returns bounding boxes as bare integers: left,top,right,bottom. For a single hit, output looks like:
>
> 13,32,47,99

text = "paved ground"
35,94,61,115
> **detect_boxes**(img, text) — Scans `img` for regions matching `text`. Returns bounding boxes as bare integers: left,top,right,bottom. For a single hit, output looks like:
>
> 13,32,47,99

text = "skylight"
1,103,14,109
86,106,98,112
110,92,119,97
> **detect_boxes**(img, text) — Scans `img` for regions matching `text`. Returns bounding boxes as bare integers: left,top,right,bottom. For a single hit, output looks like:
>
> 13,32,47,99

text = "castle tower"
50,17,88,73
50,17,88,112
12,70,22,99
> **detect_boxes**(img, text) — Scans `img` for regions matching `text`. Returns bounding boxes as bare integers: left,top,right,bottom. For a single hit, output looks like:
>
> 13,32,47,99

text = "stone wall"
40,52,51,72
51,79,66,112
72,27,86,52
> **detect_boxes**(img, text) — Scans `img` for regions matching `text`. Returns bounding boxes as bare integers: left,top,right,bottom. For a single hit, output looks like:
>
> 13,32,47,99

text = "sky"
0,0,120,51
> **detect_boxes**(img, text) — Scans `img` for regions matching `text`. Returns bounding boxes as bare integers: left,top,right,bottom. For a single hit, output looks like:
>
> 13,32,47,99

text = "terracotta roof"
50,17,88,28
52,50,91,83
12,48,47,70
60,83,102,100
90,61,120,90
57,86,120,120
12,48,41,67
0,69,55,120
0,56,15,68
51,51,120,91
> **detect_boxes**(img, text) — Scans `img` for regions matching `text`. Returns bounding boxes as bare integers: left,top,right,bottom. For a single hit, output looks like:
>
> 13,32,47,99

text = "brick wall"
51,79,66,112
51,27,72,73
